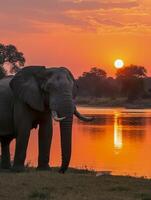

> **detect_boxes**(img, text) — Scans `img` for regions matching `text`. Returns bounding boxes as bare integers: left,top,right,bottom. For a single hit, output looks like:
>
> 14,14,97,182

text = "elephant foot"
11,165,25,173
58,167,67,174
37,165,51,171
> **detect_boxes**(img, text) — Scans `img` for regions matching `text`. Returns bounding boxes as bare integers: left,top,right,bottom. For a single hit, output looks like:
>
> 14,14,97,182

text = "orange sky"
1,0,151,77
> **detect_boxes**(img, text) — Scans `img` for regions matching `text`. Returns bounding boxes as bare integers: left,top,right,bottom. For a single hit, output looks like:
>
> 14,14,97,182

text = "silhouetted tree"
103,77,119,98
82,67,107,79
116,65,147,101
0,43,25,75
77,67,107,97
116,65,147,79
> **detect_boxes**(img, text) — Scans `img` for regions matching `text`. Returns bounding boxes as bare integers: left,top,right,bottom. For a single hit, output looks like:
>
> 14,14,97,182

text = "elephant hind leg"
1,137,12,169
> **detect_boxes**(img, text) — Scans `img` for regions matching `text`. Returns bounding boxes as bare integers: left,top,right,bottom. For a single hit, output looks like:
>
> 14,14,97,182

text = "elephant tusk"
74,107,94,122
52,111,66,122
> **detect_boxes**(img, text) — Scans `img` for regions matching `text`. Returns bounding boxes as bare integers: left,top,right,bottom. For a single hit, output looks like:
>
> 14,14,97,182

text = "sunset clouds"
1,0,151,77
1,0,150,33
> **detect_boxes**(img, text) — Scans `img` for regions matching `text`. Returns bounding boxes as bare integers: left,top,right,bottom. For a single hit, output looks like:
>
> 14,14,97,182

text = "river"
10,107,151,178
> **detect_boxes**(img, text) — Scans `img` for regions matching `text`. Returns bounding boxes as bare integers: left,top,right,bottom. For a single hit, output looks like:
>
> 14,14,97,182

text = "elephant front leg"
12,123,31,172
37,118,52,171
1,137,12,169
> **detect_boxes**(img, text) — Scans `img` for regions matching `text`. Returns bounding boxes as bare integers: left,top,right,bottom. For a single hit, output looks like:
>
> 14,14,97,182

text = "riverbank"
0,168,151,200
76,97,151,109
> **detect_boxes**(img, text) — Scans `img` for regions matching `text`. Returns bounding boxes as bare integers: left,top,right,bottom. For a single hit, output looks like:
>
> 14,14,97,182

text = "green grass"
0,168,151,200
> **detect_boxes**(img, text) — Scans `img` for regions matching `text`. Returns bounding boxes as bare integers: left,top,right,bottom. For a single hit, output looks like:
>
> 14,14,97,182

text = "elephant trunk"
49,95,74,173
59,116,73,173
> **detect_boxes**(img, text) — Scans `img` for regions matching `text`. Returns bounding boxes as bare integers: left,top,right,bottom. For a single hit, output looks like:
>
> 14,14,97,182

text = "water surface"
10,107,151,178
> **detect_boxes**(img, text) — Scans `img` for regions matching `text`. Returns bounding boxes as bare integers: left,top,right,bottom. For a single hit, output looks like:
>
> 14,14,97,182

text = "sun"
114,59,124,69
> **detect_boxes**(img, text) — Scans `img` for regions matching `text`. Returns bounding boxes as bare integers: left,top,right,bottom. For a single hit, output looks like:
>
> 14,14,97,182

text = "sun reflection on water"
114,112,123,150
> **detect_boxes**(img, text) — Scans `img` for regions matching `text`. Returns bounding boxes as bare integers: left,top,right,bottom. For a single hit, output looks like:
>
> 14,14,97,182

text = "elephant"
0,66,93,173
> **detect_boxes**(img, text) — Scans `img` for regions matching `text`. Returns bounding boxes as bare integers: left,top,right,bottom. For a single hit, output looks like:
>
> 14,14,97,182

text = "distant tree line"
76,65,150,102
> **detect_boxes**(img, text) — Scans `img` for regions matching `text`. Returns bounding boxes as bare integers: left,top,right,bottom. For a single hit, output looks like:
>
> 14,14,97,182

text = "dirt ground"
0,169,151,200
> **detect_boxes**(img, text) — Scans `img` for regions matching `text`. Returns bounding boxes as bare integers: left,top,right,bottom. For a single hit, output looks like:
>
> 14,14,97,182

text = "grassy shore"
0,168,151,200
76,97,151,108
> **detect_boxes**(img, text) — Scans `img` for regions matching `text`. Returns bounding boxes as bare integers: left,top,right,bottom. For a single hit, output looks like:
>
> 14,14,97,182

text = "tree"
82,67,107,79
116,65,147,79
0,43,25,75
103,77,119,98
77,67,107,97
116,65,147,101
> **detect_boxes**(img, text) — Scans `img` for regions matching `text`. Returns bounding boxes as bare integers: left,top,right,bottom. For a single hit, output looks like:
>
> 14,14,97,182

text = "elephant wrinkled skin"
0,66,93,173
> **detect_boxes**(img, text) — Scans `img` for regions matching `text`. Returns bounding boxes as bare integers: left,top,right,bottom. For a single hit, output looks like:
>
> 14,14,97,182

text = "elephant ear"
10,66,46,111
60,67,79,99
